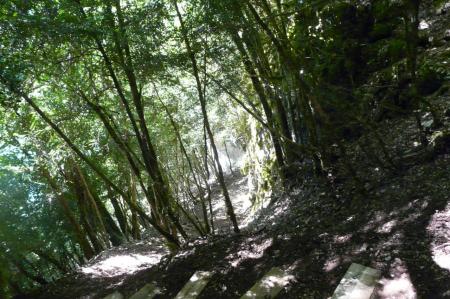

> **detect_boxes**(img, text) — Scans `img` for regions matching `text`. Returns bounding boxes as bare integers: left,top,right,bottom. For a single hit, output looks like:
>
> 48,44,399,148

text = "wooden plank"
129,282,160,299
103,291,124,299
240,267,293,299
174,271,213,299
331,263,380,299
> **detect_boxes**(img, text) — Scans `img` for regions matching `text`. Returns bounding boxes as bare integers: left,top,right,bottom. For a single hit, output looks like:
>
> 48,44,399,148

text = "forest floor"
22,172,253,299
22,3,450,299
25,88,450,299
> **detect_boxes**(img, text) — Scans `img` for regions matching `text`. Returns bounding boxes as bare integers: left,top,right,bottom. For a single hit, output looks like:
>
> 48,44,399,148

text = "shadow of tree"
106,153,450,299
28,154,450,299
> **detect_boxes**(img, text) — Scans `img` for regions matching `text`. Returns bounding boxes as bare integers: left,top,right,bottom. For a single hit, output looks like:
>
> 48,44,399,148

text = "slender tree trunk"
157,95,211,233
223,141,234,174
41,169,96,260
33,250,68,274
174,0,240,233
78,2,185,246
231,31,286,170
194,150,216,233
129,174,142,240
109,188,130,240
74,163,112,247
12,259,47,286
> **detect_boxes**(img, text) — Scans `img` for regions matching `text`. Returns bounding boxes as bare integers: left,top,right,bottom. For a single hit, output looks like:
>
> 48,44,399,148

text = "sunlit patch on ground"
333,234,352,244
81,253,165,277
376,220,397,234
172,248,196,261
352,243,370,255
323,256,342,272
226,237,273,267
241,267,294,299
211,173,253,232
361,211,387,233
433,251,450,271
377,258,417,299
428,202,450,271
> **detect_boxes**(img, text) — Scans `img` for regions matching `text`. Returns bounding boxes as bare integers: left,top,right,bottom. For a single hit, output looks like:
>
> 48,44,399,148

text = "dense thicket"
0,0,448,295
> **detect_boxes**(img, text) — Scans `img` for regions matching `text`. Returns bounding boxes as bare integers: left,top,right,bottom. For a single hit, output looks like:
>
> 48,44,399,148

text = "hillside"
1,0,450,298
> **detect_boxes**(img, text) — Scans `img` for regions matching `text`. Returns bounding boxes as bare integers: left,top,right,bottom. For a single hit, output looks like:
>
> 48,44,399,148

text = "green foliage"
387,39,407,62
372,0,403,22
0,0,446,294
369,23,396,41
417,64,444,95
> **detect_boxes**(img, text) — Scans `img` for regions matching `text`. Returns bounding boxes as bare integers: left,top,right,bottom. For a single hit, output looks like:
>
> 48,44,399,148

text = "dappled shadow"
210,172,253,233
240,267,294,298
23,237,169,299
28,152,450,299
247,146,450,298
28,158,450,299
28,111,450,299
183,171,252,237
182,150,450,298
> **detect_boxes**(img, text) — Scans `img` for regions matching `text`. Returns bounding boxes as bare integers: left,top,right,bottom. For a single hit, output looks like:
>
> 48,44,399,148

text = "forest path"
209,171,253,233
35,171,253,299
27,111,450,299
24,3,450,297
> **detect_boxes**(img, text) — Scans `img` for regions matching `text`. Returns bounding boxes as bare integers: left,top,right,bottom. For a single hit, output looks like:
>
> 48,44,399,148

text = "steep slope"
19,1,450,299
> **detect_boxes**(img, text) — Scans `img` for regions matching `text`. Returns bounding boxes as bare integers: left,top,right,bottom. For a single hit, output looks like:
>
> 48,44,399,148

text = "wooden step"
331,263,380,299
174,271,213,299
129,282,160,299
240,267,293,299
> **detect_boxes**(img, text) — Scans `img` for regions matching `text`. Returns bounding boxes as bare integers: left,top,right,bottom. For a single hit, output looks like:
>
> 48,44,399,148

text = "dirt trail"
209,172,252,233
22,172,252,299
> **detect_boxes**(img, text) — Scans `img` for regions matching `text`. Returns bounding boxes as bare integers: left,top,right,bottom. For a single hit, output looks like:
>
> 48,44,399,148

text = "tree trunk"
41,169,96,260
174,0,240,233
231,31,286,170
